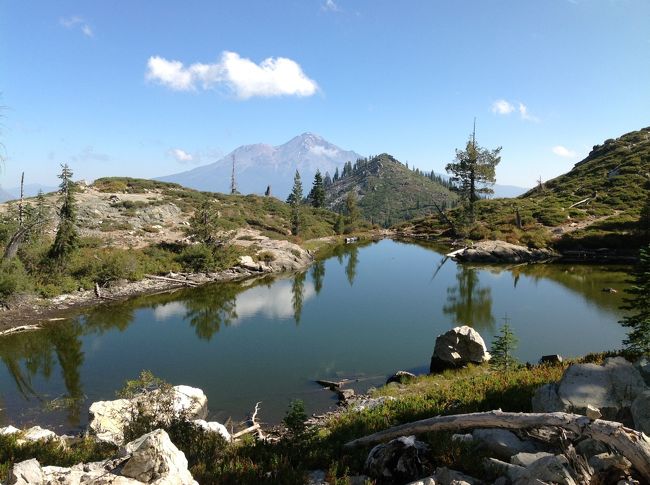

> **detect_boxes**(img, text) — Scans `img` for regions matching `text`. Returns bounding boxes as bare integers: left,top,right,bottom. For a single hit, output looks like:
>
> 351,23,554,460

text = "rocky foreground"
3,327,650,484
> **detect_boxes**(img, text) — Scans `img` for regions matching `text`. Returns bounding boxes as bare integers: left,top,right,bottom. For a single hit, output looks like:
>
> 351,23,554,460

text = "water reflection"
292,272,307,324
183,285,239,341
345,246,359,286
0,319,85,423
443,265,495,331
311,260,325,294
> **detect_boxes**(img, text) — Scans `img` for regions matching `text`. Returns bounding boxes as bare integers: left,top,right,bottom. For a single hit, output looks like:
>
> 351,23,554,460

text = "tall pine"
309,170,325,208
288,170,303,235
49,164,78,264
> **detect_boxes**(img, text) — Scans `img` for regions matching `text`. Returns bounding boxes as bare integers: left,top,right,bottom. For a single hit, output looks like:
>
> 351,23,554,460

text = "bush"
0,259,32,300
177,245,216,272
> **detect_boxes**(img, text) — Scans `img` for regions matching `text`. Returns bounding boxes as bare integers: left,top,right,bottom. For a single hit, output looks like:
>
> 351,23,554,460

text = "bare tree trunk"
343,410,650,481
18,172,24,227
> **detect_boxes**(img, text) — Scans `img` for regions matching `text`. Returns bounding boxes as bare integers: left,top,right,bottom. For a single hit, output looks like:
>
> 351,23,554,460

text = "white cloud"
518,103,539,122
146,51,319,99
81,24,94,37
309,145,339,157
322,0,340,11
491,99,515,115
235,280,315,320
491,99,539,122
552,145,577,158
169,148,194,163
60,16,93,37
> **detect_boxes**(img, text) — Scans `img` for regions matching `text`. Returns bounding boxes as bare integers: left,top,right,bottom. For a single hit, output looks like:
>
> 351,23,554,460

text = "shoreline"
0,232,387,334
0,232,635,334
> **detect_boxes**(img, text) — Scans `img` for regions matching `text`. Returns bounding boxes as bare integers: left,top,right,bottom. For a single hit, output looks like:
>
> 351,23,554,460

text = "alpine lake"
0,239,632,434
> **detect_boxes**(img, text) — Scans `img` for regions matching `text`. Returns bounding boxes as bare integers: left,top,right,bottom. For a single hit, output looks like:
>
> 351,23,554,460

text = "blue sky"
1,0,649,190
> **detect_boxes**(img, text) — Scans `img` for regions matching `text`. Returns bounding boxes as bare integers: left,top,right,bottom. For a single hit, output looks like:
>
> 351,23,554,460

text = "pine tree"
49,164,78,264
288,170,303,235
446,124,501,221
620,245,650,354
333,167,339,181
334,212,344,235
189,199,218,244
345,191,360,230
308,170,326,208
490,318,519,371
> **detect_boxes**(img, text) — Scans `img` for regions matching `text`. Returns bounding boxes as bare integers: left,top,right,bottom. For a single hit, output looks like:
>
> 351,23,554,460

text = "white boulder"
430,326,491,371
192,419,231,442
88,385,208,446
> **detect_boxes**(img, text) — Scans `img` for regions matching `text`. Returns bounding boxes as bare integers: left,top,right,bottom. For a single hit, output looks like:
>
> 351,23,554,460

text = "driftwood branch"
343,410,650,481
144,274,198,287
0,325,42,337
232,401,265,440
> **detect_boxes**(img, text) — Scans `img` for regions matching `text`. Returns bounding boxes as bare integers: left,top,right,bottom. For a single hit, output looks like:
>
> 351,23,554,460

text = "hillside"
0,177,343,302
323,153,458,226
157,133,362,200
398,127,650,253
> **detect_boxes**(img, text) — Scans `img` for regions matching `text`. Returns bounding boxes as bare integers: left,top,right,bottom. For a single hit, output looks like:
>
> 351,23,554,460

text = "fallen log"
568,197,591,209
144,274,198,287
343,410,650,481
0,324,42,337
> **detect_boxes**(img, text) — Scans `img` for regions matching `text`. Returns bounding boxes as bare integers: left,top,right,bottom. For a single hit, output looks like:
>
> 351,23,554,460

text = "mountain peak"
158,133,362,198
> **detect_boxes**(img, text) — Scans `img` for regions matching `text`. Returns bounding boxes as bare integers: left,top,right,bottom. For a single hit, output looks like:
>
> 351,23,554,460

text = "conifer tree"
446,124,501,221
620,245,650,354
334,212,344,235
490,318,519,371
287,170,303,235
345,191,360,230
189,199,218,244
49,164,78,264
309,170,325,208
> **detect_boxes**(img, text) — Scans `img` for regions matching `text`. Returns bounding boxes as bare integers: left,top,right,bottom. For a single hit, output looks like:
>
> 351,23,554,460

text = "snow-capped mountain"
157,133,362,199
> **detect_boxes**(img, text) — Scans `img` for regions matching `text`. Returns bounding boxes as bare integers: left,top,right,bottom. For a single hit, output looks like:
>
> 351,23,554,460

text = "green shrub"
0,259,32,300
177,245,216,272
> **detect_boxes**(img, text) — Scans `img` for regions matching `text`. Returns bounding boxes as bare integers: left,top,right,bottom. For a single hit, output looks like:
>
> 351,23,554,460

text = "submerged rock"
430,326,491,372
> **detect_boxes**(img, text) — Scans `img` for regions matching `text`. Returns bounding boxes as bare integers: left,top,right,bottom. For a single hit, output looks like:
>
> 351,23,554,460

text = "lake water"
0,239,631,433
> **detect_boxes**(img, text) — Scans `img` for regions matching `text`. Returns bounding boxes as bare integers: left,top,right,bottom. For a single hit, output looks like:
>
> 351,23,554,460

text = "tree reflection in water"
292,272,306,324
0,319,85,424
443,265,495,332
311,260,325,294
182,284,239,341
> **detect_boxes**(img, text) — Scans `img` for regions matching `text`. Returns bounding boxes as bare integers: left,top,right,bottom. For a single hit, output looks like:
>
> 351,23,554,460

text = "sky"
1,0,649,190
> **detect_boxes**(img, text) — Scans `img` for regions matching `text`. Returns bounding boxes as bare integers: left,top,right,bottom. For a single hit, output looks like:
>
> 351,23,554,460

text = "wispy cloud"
60,16,93,37
146,51,319,99
71,146,109,163
169,148,194,163
491,99,539,122
552,145,577,158
518,103,539,122
491,99,515,115
322,0,340,12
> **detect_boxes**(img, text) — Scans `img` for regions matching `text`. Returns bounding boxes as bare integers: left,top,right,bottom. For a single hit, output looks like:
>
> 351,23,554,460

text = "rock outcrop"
4,429,197,485
430,326,491,372
532,357,648,428
88,385,208,445
448,240,557,264
365,435,429,483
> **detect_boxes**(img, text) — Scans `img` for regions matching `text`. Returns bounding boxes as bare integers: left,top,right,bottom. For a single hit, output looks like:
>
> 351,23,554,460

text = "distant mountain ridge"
157,133,362,199
324,153,458,226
